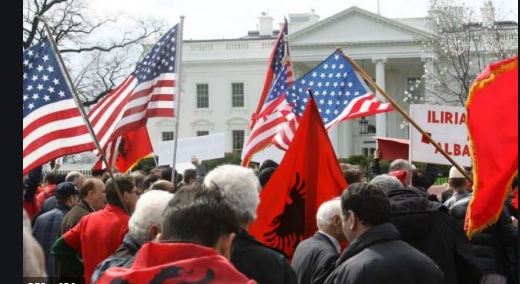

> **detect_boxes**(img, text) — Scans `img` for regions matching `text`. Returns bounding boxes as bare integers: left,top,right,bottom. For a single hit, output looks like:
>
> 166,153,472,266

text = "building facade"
147,6,433,160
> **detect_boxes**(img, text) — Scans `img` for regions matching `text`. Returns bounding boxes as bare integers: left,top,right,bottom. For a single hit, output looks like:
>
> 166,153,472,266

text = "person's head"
143,175,160,192
259,159,278,172
342,165,366,184
369,174,405,195
448,166,468,193
56,173,67,184
128,190,173,245
191,155,200,166
149,167,163,178
203,165,260,228
340,183,391,242
44,172,59,186
130,170,146,193
161,184,240,259
183,169,197,185
65,171,85,188
316,198,346,242
105,174,138,214
257,167,276,188
80,178,107,210
150,180,174,193
54,182,79,208
412,168,429,189
388,159,412,186
161,167,173,181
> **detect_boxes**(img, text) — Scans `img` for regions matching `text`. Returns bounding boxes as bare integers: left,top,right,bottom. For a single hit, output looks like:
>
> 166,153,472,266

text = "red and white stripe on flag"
88,25,179,170
23,38,95,175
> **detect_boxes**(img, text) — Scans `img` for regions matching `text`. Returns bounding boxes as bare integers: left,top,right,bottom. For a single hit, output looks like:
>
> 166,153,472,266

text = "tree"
23,0,166,105
401,0,517,108
418,0,518,106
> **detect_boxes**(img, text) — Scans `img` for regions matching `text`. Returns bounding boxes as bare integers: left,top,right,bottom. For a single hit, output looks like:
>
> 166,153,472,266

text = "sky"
89,0,518,40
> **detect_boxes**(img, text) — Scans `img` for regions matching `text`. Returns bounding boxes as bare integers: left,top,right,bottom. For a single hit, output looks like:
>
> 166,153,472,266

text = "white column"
338,120,353,157
372,58,387,137
328,126,339,156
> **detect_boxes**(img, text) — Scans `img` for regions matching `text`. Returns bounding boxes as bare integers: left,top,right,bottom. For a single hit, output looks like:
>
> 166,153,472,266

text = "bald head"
389,159,412,186
150,180,174,193
80,178,106,210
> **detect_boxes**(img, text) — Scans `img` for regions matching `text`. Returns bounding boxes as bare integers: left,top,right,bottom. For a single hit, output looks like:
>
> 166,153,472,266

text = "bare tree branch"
24,0,167,105
423,0,517,106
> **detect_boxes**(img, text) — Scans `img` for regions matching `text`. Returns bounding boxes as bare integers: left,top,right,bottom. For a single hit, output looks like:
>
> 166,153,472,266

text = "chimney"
258,12,273,36
480,1,495,27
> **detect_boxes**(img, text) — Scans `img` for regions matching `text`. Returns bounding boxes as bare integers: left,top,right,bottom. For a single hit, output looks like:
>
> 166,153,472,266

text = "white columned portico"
338,121,353,158
328,126,339,155
372,57,387,137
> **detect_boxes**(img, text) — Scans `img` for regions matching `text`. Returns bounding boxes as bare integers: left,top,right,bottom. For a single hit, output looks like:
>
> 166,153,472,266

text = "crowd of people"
23,152,518,284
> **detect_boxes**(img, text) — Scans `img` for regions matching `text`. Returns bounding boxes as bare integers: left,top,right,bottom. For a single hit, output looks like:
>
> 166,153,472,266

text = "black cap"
55,182,78,201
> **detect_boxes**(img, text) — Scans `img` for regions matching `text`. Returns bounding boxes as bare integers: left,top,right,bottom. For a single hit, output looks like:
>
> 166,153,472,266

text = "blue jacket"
91,232,141,283
33,203,71,277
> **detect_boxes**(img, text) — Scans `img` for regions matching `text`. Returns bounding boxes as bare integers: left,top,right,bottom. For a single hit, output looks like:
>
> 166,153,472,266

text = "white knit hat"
449,166,465,179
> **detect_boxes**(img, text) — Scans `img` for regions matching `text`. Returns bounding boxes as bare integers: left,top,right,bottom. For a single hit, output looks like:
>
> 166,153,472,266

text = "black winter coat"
231,229,297,284
450,195,518,279
387,188,482,284
324,223,445,284
291,231,339,284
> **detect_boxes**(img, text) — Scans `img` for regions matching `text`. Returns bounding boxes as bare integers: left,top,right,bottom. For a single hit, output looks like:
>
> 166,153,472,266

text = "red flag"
374,136,409,160
464,55,518,238
115,126,153,173
248,94,347,258
91,126,153,173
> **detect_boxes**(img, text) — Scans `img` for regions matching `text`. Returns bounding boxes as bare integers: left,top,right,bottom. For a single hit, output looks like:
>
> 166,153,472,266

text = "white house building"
147,6,433,160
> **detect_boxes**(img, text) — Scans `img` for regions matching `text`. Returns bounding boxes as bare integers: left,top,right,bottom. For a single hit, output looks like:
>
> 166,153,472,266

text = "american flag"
241,20,293,166
23,38,95,175
274,49,394,150
89,24,179,169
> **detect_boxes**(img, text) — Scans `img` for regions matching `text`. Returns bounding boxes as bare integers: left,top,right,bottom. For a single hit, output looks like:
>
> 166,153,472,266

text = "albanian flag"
465,55,518,238
249,94,347,259
92,126,153,173
116,126,153,173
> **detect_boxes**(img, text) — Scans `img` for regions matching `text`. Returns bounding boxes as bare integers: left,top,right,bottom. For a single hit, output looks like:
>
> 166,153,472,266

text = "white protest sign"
158,132,225,166
250,144,286,165
409,104,471,167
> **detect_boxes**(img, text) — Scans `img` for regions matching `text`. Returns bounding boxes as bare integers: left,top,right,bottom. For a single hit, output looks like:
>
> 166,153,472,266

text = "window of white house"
232,83,244,108
162,131,174,141
232,130,245,154
196,84,209,108
196,131,209,136
362,147,375,157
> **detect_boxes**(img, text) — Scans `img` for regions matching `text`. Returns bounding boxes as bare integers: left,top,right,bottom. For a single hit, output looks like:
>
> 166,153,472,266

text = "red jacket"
35,184,57,211
63,204,129,284
96,242,256,284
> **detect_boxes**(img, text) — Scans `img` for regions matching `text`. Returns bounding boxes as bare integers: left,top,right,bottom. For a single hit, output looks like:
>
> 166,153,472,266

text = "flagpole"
38,16,131,215
340,50,472,182
171,16,185,185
